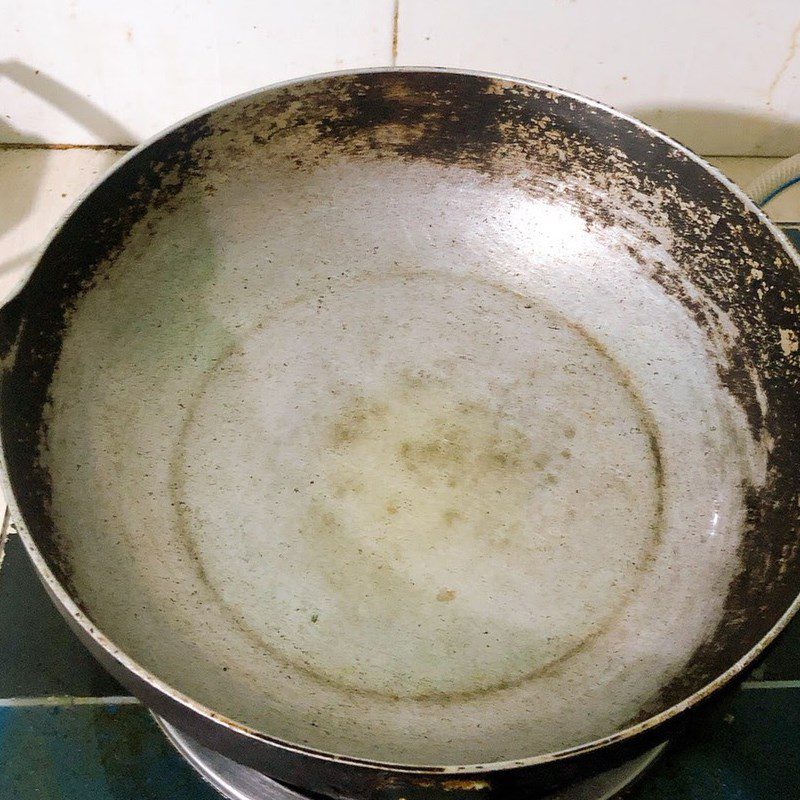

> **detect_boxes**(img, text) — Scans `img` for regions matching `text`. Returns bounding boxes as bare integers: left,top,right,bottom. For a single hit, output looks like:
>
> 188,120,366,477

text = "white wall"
2,0,799,155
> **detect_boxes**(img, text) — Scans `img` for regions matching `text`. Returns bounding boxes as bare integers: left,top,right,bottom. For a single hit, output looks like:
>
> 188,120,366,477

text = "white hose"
746,153,800,207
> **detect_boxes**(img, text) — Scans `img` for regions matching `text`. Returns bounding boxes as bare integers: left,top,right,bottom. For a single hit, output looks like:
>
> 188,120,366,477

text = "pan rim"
4,65,800,774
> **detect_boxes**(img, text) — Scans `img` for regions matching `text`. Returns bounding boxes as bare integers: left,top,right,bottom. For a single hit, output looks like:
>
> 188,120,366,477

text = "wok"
1,69,799,798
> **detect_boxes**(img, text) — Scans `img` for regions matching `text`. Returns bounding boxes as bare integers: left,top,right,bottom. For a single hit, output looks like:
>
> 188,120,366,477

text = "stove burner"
154,716,666,800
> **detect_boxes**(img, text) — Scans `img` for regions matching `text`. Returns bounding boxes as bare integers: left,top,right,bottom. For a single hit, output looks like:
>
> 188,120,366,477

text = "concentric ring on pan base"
171,273,665,702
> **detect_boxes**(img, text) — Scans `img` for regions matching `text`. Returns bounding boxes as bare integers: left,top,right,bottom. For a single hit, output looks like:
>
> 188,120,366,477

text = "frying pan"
1,69,799,799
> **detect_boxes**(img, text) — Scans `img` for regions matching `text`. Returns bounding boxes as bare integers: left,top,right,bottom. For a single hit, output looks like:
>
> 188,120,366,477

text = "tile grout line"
0,142,132,152
0,695,140,707
1,682,798,709
391,0,400,66
0,144,788,158
741,680,800,689
704,154,800,159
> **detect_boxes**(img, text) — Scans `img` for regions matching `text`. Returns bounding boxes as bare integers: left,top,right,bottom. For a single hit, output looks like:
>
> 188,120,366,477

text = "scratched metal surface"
0,72,798,793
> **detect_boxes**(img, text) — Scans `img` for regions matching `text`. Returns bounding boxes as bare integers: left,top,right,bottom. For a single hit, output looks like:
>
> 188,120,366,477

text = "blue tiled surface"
0,688,798,799
784,226,800,253
1,225,799,798
0,534,123,697
625,689,800,799
0,704,219,800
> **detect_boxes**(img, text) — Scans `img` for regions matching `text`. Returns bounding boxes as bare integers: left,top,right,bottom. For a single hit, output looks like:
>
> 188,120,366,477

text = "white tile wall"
0,148,123,298
2,2,800,154
396,0,800,156
1,0,394,146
